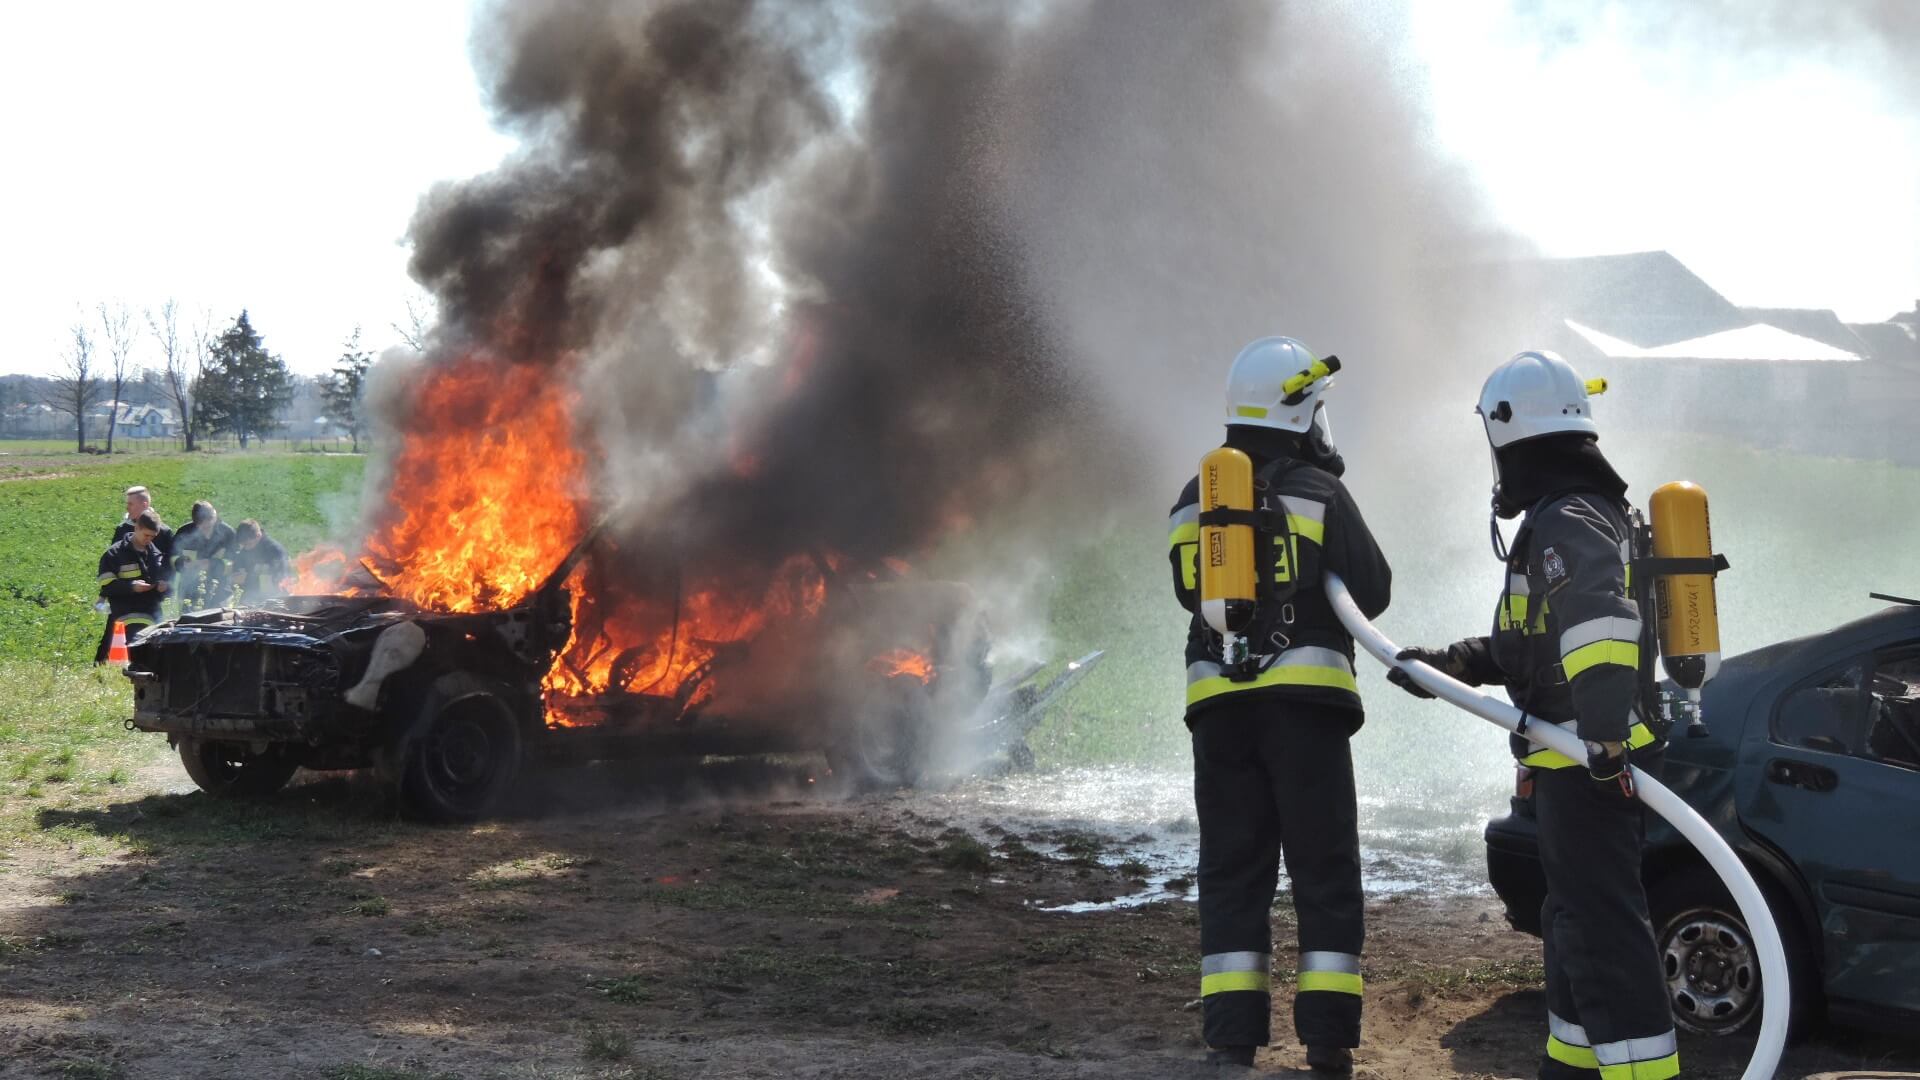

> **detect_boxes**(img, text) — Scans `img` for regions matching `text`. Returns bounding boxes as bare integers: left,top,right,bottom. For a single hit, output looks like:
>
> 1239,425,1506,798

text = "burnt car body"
1484,601,1920,1039
127,544,1089,821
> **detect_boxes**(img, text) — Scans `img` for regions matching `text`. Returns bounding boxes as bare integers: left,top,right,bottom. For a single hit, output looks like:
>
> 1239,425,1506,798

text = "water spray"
1325,573,1789,1080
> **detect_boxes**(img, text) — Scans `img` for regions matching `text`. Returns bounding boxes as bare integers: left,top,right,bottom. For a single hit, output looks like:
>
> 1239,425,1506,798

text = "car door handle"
1766,758,1838,793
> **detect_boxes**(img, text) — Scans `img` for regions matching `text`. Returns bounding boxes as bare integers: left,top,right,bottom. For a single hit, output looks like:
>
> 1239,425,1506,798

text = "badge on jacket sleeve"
1542,547,1568,590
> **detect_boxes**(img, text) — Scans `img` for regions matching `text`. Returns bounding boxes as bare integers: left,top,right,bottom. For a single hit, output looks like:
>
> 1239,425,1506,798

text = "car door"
1740,639,1920,1014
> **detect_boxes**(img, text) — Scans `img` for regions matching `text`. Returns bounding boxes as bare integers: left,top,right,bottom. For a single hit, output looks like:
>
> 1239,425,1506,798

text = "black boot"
1206,1046,1256,1068
1306,1046,1353,1075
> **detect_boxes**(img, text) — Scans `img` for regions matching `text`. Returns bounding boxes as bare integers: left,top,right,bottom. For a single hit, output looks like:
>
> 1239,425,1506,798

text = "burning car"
125,533,1093,821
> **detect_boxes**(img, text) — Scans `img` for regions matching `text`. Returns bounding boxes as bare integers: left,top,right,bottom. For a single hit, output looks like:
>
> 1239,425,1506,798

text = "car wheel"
828,677,928,793
177,737,299,798
392,672,525,822
1649,864,1815,1038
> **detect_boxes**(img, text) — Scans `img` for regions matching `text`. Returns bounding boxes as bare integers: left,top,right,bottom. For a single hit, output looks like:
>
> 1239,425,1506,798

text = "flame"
869,648,935,685
362,357,587,612
543,552,831,708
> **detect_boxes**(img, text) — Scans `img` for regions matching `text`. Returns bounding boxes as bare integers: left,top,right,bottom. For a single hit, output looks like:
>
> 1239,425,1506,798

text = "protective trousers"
1192,698,1364,1050
1534,750,1680,1080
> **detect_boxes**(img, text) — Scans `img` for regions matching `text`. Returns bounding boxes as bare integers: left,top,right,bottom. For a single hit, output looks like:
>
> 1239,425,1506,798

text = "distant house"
114,404,178,439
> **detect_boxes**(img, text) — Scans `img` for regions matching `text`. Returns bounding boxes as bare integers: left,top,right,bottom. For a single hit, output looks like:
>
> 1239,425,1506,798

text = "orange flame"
361,357,587,612
869,648,935,685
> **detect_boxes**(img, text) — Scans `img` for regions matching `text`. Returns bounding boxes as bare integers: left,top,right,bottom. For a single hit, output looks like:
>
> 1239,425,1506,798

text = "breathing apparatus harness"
1491,491,1728,741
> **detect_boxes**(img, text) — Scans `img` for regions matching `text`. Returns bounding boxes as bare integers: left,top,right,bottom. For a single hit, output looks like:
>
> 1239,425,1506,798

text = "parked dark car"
1485,600,1920,1038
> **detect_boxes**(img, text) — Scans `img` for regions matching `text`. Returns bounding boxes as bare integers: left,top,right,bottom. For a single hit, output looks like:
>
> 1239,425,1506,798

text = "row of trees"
42,306,374,453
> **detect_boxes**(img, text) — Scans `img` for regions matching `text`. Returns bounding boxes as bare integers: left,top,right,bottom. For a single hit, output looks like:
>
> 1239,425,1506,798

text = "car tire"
1649,863,1816,1039
828,676,929,793
389,672,525,823
177,737,300,798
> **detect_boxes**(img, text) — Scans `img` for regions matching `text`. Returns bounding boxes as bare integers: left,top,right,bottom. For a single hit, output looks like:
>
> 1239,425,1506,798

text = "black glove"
1388,646,1451,699
1586,740,1635,796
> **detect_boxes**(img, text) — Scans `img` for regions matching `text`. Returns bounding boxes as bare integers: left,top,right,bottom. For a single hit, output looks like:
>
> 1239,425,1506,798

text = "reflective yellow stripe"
1178,543,1198,590
1234,405,1269,419
1548,1036,1600,1070
1562,639,1640,679
1286,514,1324,546
1498,594,1550,635
1168,522,1199,549
96,572,115,585
1521,722,1657,769
1296,971,1363,995
1187,663,1358,706
1201,971,1270,995
1599,1055,1679,1080
118,567,143,579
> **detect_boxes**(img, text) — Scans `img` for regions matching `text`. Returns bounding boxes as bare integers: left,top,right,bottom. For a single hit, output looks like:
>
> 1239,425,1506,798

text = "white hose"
1324,574,1788,1080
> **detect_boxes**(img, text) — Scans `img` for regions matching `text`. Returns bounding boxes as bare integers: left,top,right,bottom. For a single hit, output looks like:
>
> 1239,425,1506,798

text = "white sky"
2,2,1916,377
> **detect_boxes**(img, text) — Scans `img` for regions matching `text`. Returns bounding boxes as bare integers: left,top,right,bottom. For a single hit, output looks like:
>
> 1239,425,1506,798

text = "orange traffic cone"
105,621,131,667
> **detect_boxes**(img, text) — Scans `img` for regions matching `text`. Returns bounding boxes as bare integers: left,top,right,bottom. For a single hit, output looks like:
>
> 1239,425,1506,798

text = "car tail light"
1514,764,1535,801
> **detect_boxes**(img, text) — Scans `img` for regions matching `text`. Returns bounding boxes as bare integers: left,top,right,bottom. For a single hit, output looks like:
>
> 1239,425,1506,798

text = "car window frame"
1770,640,1920,773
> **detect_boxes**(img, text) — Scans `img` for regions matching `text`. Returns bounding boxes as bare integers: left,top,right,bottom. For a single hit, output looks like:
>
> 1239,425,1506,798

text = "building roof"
1848,321,1920,366
1740,307,1873,357
1505,251,1749,348
1565,319,1863,363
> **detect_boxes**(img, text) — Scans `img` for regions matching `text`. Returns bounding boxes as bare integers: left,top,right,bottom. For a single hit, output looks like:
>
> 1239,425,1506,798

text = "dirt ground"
2,760,1916,1080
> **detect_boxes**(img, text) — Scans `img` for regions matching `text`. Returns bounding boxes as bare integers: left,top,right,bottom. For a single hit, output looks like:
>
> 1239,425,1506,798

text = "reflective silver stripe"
1593,1030,1678,1066
1278,495,1326,524
1548,1010,1590,1048
1187,647,1355,687
1169,504,1199,531
1201,951,1269,975
1299,950,1360,975
1269,646,1353,674
1507,573,1531,596
1560,615,1642,658
1618,538,1633,563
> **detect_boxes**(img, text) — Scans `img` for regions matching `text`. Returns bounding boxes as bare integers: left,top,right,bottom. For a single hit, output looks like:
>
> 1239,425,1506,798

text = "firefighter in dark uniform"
1391,351,1678,1080
1169,337,1392,1074
95,509,170,663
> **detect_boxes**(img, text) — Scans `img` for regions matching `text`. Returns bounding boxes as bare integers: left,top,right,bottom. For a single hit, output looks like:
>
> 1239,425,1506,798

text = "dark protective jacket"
96,536,167,627
110,519,173,579
173,519,237,563
229,537,291,601
1168,427,1392,721
1453,492,1659,768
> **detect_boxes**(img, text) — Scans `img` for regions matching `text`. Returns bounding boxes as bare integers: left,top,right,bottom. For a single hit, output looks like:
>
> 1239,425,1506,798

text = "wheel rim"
421,699,510,809
1662,908,1760,1034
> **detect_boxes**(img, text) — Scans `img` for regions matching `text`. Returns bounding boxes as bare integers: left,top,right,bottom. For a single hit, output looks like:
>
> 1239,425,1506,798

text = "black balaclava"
1491,432,1627,519
1224,416,1345,478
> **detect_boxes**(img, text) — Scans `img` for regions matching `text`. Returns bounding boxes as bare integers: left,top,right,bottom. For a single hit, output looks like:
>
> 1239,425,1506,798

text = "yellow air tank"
1650,481,1721,695
1199,446,1258,667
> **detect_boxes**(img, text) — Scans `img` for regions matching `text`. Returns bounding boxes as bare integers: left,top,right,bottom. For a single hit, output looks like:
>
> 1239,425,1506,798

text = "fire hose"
1324,573,1788,1080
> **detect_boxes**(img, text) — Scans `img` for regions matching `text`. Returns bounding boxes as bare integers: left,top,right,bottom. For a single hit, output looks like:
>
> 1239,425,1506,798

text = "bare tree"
146,298,203,451
45,322,102,453
96,301,137,454
391,291,437,353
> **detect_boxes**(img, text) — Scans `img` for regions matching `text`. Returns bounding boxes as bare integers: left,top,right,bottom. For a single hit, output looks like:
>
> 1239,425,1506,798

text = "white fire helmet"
1476,350,1603,450
1224,336,1337,434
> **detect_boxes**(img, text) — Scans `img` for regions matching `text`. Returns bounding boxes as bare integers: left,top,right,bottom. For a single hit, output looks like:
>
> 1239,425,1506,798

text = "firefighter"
172,500,237,607
228,519,292,604
95,509,169,664
1169,336,1392,1073
110,485,174,564
1389,351,1677,1080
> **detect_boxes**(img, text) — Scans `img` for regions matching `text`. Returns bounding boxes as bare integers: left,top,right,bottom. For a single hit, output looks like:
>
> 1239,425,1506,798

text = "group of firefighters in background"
1171,340,1681,1079
93,484,292,664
